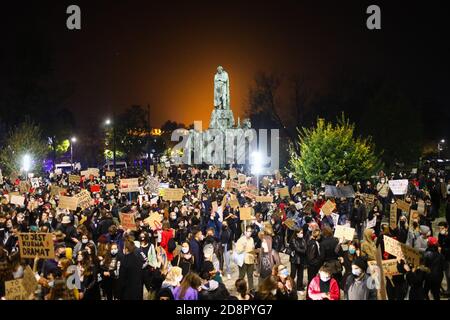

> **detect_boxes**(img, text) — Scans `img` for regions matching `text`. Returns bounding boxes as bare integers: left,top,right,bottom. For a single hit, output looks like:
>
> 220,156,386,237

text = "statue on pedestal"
214,66,230,110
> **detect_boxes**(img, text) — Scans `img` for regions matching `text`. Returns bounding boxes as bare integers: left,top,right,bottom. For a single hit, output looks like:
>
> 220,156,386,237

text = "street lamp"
251,151,263,191
105,118,116,170
438,139,446,158
70,137,77,163
22,154,32,179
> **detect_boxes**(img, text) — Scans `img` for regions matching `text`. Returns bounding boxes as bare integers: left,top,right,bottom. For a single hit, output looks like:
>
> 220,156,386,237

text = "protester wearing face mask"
189,227,204,273
236,226,256,291
307,265,340,300
219,221,233,279
289,228,307,294
73,233,95,260
306,229,323,283
344,257,376,300
437,221,450,295
100,243,121,300
275,264,297,300
340,241,360,288
394,215,409,243
172,242,195,276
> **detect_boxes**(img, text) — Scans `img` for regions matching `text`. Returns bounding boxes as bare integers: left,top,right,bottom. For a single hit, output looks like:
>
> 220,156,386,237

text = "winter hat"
427,236,438,247
61,216,71,224
352,257,368,271
419,225,430,235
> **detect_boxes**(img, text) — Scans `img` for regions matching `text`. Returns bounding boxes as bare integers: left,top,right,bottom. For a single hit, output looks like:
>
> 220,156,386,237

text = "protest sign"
239,207,253,220
119,178,140,193
321,200,336,216
384,236,420,266
106,171,116,177
22,265,38,296
284,218,297,230
90,184,101,193
31,178,39,188
162,188,184,201
147,177,159,195
368,259,400,277
144,212,163,229
388,179,409,195
238,174,246,184
417,200,425,215
325,185,355,198
119,213,137,231
206,179,221,189
261,177,270,187
18,233,55,259
396,199,411,213
366,216,377,229
255,196,273,202
106,183,115,191
87,168,100,177
331,212,339,227
68,175,81,184
10,195,25,206
19,181,30,194
409,210,419,229
277,187,289,198
5,279,28,300
334,225,355,241
362,193,376,204
50,185,63,197
291,186,302,195
74,190,92,210
58,196,78,211
389,203,398,230
229,198,239,209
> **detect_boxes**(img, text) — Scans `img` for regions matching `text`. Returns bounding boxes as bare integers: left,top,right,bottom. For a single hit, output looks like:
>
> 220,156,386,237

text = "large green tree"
289,115,382,186
0,120,48,175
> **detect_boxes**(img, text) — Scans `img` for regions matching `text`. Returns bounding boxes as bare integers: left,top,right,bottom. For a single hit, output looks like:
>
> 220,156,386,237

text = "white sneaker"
227,274,231,280
297,290,305,295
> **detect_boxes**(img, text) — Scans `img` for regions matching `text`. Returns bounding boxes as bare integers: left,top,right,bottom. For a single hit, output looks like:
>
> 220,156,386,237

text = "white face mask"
319,272,330,282
111,249,118,255
441,230,447,235
271,289,277,295
181,247,189,254
82,239,88,244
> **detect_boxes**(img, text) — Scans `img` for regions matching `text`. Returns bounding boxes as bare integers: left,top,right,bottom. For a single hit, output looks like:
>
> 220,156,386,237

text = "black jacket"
306,239,322,267
289,236,307,265
119,251,144,300
405,268,428,300
272,221,284,251
423,247,445,282
320,236,342,262
438,232,450,261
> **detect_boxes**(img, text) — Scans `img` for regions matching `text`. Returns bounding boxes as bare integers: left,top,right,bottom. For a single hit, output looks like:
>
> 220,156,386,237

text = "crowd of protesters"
0,163,449,300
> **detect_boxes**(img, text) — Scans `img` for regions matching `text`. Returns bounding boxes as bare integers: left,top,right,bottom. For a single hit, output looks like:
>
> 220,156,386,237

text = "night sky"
3,0,449,135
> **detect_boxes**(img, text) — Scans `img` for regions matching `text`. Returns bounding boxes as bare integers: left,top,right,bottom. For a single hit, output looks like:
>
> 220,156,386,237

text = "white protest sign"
388,179,408,195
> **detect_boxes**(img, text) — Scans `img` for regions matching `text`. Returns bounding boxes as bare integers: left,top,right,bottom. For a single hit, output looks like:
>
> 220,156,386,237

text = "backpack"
168,238,177,253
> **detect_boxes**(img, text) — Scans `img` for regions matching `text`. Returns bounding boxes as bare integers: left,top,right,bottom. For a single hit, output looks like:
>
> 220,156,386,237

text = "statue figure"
214,66,230,110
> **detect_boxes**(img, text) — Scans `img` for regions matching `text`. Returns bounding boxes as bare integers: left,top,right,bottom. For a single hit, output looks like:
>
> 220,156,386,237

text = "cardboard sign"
255,196,273,202
18,233,55,259
239,207,253,220
368,259,400,277
5,279,28,300
90,184,101,193
261,177,270,187
147,177,160,195
106,171,116,177
238,174,246,184
325,185,355,198
334,225,355,241
10,195,25,206
197,183,204,198
206,179,221,189
87,168,100,177
362,193,376,204
277,187,289,198
119,213,137,231
74,189,92,210
144,212,163,229
291,186,302,195
106,183,116,191
58,196,78,211
19,181,30,194
384,236,420,266
321,200,336,216
50,185,63,197
284,218,297,230
68,175,81,184
409,210,419,229
388,179,409,195
229,198,239,210
389,203,398,230
396,199,410,213
162,188,184,201
22,265,38,295
119,178,140,193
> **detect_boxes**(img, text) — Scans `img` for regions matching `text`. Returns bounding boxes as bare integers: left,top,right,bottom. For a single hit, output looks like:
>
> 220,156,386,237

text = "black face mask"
400,221,406,226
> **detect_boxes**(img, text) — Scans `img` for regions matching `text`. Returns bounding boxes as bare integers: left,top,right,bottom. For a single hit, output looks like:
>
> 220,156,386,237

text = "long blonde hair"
164,266,183,286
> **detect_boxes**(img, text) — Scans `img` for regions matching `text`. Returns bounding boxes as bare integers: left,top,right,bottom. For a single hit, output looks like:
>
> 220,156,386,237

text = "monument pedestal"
209,108,235,130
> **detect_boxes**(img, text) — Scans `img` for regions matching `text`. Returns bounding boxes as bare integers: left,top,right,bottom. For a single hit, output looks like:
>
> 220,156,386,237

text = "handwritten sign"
106,171,116,177
389,203,398,230
396,199,410,213
10,195,25,206
334,225,355,241
368,259,400,277
119,178,139,193
255,196,273,202
388,179,408,195
291,186,302,195
5,279,28,300
206,179,221,189
74,189,92,210
58,196,78,211
276,187,289,198
162,188,184,201
106,183,115,191
384,236,420,266
22,265,38,296
18,233,55,259
229,168,238,180
119,213,137,231
321,200,336,216
68,175,81,184
409,210,419,229
144,212,163,230
239,207,253,220
417,200,425,215
238,174,246,184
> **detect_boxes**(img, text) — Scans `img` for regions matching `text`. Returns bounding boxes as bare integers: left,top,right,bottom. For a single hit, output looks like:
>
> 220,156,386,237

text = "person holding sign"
235,225,256,291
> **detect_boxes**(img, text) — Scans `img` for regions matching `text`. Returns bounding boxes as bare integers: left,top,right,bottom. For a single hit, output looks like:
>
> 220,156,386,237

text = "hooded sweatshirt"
361,229,377,261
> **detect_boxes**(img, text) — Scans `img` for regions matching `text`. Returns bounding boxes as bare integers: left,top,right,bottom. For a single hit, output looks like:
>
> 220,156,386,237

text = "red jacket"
161,229,174,261
307,275,340,300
